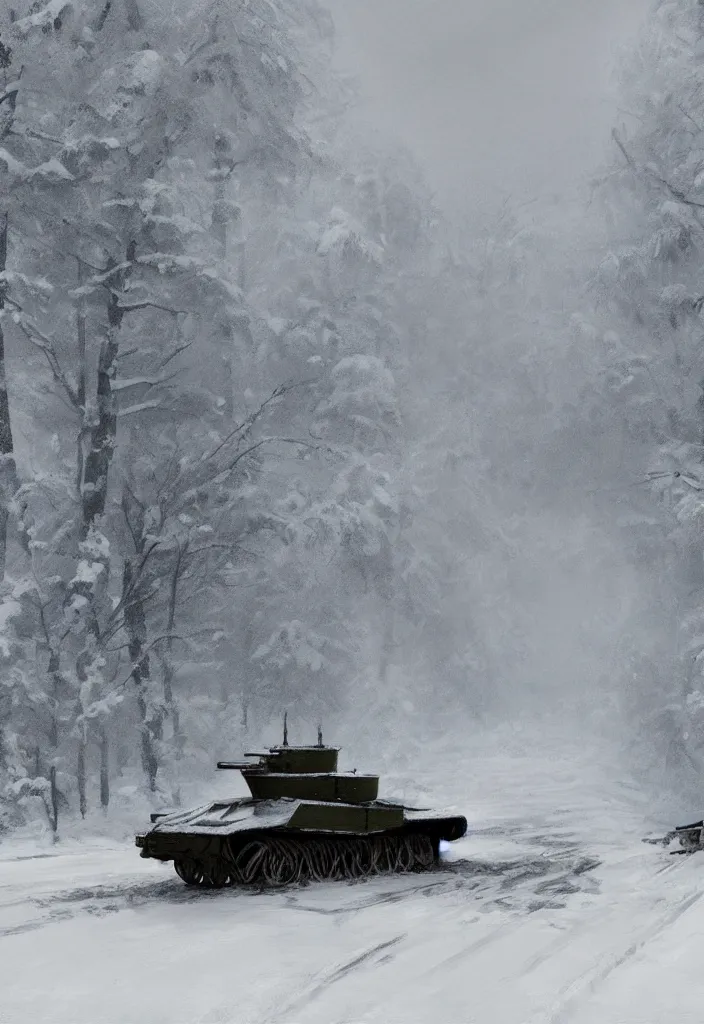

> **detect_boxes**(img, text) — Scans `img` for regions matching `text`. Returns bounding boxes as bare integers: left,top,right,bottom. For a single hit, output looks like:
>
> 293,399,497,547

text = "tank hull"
136,797,467,887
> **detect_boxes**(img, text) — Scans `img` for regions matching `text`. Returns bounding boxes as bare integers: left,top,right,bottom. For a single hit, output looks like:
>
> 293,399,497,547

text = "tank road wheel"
396,836,416,873
202,861,232,889
233,840,270,885
306,838,338,882
262,838,303,886
411,834,435,869
174,858,204,886
342,837,366,879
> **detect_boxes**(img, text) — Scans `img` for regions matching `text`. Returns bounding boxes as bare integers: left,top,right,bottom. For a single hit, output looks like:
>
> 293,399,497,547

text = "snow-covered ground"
1,727,702,1024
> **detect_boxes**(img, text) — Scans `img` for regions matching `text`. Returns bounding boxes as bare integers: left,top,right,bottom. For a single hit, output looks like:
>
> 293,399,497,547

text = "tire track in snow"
540,889,704,1024
0,874,210,938
421,921,516,977
267,934,406,1021
284,877,450,915
0,907,76,938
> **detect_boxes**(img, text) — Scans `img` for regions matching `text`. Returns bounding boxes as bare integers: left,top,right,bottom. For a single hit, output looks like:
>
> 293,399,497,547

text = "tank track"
173,831,437,888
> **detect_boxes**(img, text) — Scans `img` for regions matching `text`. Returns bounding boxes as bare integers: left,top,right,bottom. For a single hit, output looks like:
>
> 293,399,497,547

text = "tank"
135,726,467,888
672,819,704,853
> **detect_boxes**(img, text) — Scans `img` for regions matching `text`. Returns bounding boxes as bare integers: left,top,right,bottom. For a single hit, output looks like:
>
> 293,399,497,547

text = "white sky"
323,0,650,210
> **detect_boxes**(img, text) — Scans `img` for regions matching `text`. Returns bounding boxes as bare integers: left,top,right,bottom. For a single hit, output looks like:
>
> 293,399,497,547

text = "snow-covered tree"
0,0,462,828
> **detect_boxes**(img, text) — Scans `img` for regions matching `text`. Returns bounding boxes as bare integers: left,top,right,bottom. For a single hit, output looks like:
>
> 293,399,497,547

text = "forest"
1,0,704,838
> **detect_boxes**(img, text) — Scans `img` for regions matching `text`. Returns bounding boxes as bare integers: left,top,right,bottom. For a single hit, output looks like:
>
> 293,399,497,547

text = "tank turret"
216,742,379,803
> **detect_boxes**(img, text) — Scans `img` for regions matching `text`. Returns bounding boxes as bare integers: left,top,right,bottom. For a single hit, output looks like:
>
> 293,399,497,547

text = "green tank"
135,727,467,888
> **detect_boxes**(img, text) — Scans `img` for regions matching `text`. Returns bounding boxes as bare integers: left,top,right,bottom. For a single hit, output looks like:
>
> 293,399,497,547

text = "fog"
320,0,685,780
324,0,649,209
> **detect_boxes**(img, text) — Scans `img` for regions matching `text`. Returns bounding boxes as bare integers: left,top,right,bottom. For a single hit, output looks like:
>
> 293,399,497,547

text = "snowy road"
2,734,703,1024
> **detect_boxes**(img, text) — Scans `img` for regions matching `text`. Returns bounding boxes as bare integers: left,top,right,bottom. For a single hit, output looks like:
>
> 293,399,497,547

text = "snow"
0,597,21,656
31,158,75,183
0,271,54,295
111,377,168,392
117,399,163,418
11,0,73,35
71,559,105,586
86,51,166,123
0,148,29,178
1,729,702,1024
0,149,74,183
0,81,21,105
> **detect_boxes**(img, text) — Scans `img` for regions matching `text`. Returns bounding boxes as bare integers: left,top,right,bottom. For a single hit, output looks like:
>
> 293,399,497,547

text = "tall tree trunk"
162,542,185,759
0,68,20,579
77,738,87,818
0,212,19,581
47,647,60,829
123,559,159,791
99,728,109,810
80,328,118,537
75,257,89,497
49,766,59,835
79,246,133,537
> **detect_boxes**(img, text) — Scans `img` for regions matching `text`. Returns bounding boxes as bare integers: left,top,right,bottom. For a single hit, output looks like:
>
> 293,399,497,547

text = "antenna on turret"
282,712,289,747
317,723,323,747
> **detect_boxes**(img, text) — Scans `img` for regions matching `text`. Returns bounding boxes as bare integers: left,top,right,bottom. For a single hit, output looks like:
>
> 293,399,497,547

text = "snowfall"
2,723,703,1024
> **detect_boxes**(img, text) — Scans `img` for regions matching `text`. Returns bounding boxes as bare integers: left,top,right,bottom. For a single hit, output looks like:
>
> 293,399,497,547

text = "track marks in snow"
0,906,78,938
284,877,450,915
539,890,704,1024
269,934,406,1021
0,874,198,938
422,922,515,977
436,848,602,911
256,840,602,920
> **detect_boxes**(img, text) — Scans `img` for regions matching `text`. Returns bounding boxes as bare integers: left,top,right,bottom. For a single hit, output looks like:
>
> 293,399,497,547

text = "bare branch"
203,379,316,463
611,128,636,171
160,340,193,368
102,634,189,696
9,125,64,145
224,436,320,473
678,103,703,133
14,314,79,408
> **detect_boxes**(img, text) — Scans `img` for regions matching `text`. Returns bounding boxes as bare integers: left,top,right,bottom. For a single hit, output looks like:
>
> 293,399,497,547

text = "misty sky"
324,0,650,210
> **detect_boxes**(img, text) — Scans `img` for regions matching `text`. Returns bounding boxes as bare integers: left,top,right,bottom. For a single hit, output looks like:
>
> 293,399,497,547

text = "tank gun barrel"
216,761,266,771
